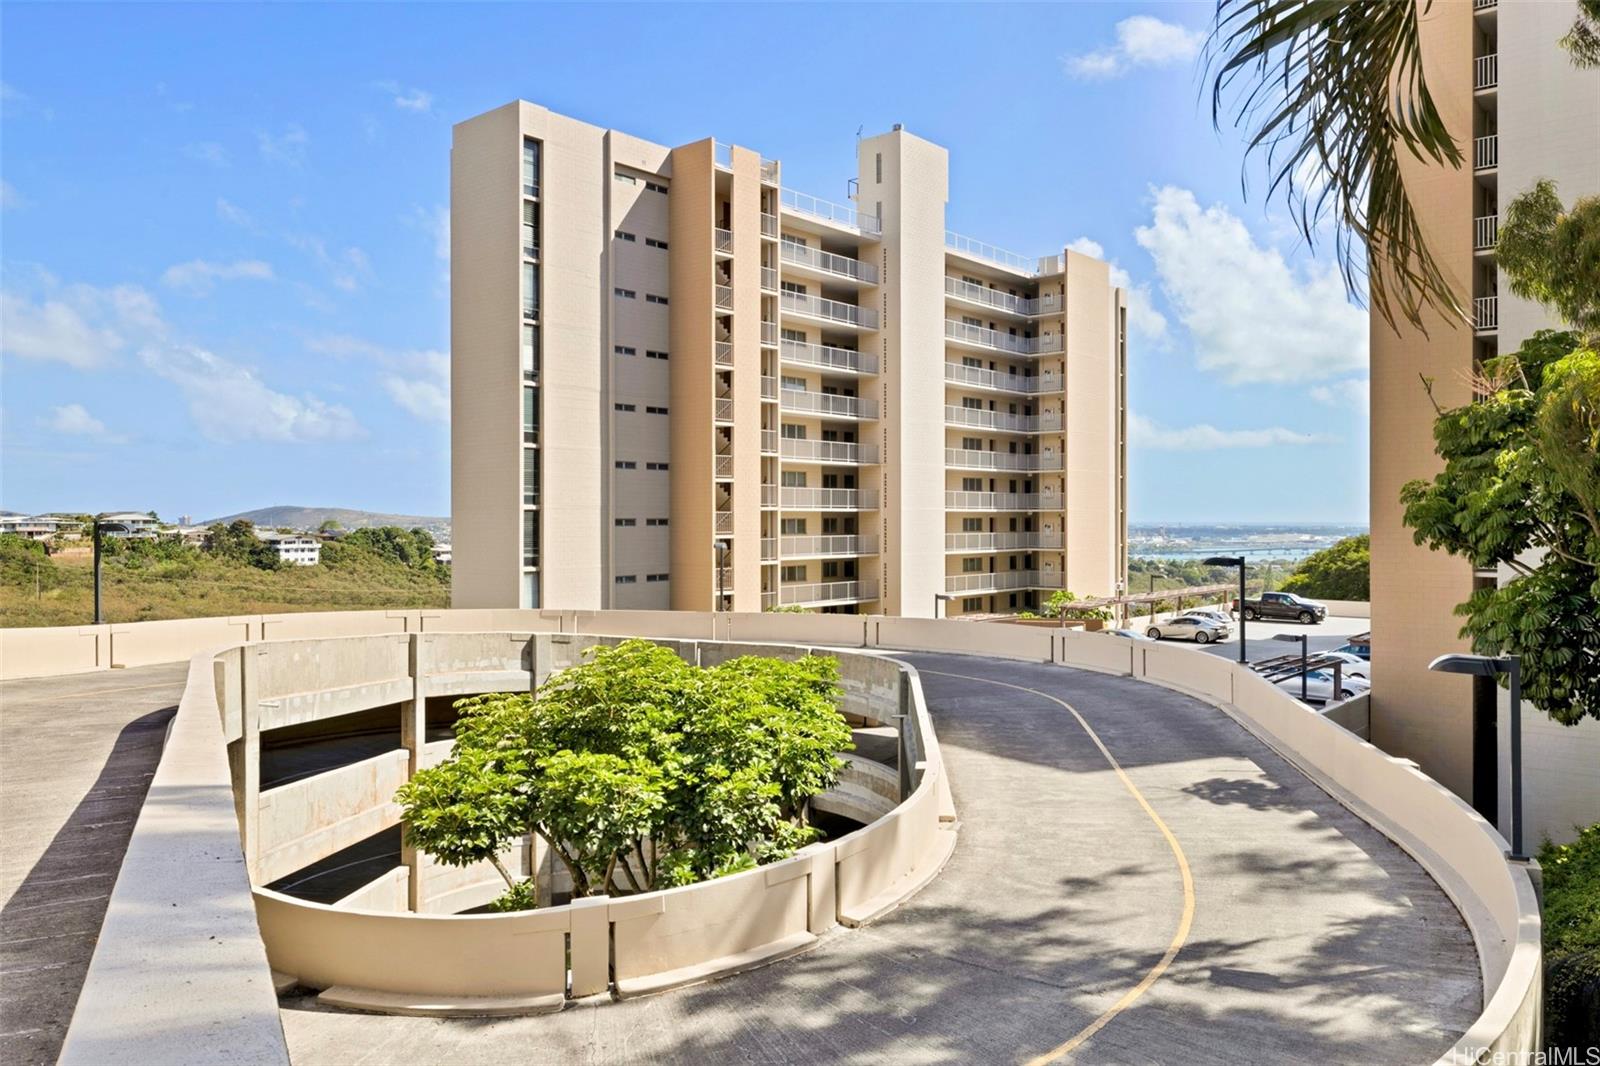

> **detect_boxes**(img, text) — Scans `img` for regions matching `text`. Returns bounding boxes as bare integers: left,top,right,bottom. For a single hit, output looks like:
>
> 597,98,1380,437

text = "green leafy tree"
1043,589,1111,622
1496,181,1600,340
200,520,280,571
338,526,437,571
1538,822,1600,1051
1280,534,1370,600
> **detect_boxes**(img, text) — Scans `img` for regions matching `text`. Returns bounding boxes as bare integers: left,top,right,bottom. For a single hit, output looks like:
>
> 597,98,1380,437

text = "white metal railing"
945,491,1045,511
944,276,1037,316
761,376,778,400
715,342,733,367
944,362,1059,394
715,398,733,422
779,579,878,605
944,406,1062,433
944,448,1062,472
945,532,1063,552
761,430,778,454
1475,214,1498,251
1474,135,1498,170
781,339,879,375
1475,53,1498,90
780,188,882,235
780,241,879,284
760,213,778,238
761,483,779,507
781,438,879,464
1475,296,1499,331
1474,0,1496,8
760,537,778,561
715,453,733,478
760,158,779,184
761,267,778,291
944,570,1065,594
713,141,733,170
944,318,1057,355
780,534,878,558
715,228,733,254
714,511,733,534
781,290,880,329
716,285,734,310
781,487,878,510
944,231,1037,273
761,322,778,345
781,388,879,419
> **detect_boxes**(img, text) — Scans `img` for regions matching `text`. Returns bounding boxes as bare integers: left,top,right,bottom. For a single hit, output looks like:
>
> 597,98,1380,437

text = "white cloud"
1064,16,1203,80
183,141,228,167
1130,413,1335,451
1134,185,1367,385
288,234,371,293
1,180,25,210
0,280,165,369
142,344,362,443
42,403,124,442
308,334,449,422
1309,378,1370,410
216,197,258,231
1067,236,1170,348
257,124,308,166
161,258,275,295
374,80,433,113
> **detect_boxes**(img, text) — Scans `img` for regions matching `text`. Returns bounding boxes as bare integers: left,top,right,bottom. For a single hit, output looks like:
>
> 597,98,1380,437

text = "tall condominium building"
453,100,1128,618
1371,0,1599,831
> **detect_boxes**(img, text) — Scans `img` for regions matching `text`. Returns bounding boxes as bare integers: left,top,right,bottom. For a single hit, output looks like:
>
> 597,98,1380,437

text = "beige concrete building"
1371,0,1600,830
452,101,1128,617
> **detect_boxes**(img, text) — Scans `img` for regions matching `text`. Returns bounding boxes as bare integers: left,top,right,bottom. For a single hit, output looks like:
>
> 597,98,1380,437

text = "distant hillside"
207,506,450,537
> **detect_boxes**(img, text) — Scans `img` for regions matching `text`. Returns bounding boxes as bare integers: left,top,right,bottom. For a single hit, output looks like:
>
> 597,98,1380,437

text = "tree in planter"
395,640,852,909
1280,535,1370,601
1043,589,1112,623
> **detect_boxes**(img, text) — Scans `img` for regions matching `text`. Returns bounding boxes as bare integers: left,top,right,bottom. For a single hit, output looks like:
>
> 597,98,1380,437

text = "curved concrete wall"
42,609,1538,1063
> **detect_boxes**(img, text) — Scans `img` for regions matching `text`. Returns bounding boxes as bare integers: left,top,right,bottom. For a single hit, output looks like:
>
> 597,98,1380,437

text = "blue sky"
0,2,1369,525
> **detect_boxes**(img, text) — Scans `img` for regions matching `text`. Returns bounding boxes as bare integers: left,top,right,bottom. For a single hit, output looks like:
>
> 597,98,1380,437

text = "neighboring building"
452,101,1128,617
0,514,62,540
432,542,453,566
257,531,321,566
1371,0,1600,840
98,512,162,536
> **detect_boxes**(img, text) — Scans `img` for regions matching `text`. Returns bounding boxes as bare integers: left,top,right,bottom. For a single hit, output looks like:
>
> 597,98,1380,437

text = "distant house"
432,542,452,566
257,531,321,566
99,512,162,537
0,515,62,541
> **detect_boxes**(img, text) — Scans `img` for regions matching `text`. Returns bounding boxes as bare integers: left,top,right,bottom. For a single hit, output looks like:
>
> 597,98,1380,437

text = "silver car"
1146,615,1232,643
1276,668,1371,704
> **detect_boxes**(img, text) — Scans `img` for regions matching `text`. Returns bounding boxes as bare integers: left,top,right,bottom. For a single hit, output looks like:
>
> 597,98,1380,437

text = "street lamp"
933,592,955,619
1273,632,1309,702
91,517,131,625
712,539,729,612
1430,653,1525,860
1204,555,1247,664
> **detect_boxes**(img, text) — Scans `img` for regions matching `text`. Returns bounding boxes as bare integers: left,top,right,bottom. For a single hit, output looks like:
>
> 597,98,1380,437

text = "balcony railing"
1475,296,1499,331
780,189,882,236
944,491,1044,511
944,448,1062,472
944,319,1060,355
761,213,778,238
1475,53,1498,90
761,322,778,346
714,398,734,422
713,141,733,170
945,362,1061,394
1475,214,1498,251
780,534,879,558
761,537,778,561
778,579,878,606
944,231,1037,274
714,511,733,534
1474,135,1498,171
761,376,778,400
944,405,1062,434
761,430,778,455
781,388,879,420
760,158,779,185
779,241,879,284
945,570,1066,594
715,285,734,310
945,532,1063,552
761,483,779,507
944,276,1037,316
761,267,778,291
715,342,733,367
781,487,879,510
780,339,878,375
781,290,880,329
715,453,733,478
1474,0,1496,8
781,438,879,464
715,228,733,254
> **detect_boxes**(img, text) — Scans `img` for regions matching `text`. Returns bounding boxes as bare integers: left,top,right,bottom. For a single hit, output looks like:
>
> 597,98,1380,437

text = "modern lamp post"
1204,555,1247,664
91,517,131,625
1429,653,1526,860
933,592,955,619
713,539,729,612
1273,632,1309,702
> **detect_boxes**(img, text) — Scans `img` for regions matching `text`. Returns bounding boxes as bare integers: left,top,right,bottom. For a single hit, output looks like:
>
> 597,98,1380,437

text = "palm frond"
1207,0,1468,333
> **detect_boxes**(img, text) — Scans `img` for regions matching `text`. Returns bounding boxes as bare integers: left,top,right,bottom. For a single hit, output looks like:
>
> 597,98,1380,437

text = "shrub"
1540,823,1600,1052
1280,534,1370,600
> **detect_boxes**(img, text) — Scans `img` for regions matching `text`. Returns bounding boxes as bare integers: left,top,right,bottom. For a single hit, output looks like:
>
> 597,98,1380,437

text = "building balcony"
761,537,778,561
715,341,733,368
1474,135,1498,171
944,491,1045,511
944,448,1062,472
1475,214,1498,252
714,398,734,423
1475,53,1497,91
781,487,878,511
715,228,733,255
761,430,778,455
780,189,882,237
945,570,1066,594
945,531,1064,553
716,284,734,310
781,291,880,330
944,405,1062,434
781,437,879,465
779,241,879,285
761,267,779,292
945,362,1062,394
761,213,778,238
1474,0,1496,8
761,322,778,346
715,453,733,479
780,339,878,376
777,579,878,607
944,319,1062,356
781,388,879,420
944,276,1039,317
760,158,779,185
714,511,733,535
944,231,1041,275
762,484,779,507
1475,295,1499,332
761,376,778,400
780,534,879,559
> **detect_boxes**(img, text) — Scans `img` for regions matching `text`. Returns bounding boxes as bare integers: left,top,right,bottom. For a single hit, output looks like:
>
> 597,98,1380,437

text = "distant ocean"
1129,523,1367,563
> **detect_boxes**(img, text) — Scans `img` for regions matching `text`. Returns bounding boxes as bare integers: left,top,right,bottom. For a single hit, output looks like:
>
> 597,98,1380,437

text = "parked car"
1333,634,1372,661
1181,607,1234,626
1317,650,1371,681
1275,668,1370,704
1146,615,1232,643
1232,591,1328,624
1102,628,1154,641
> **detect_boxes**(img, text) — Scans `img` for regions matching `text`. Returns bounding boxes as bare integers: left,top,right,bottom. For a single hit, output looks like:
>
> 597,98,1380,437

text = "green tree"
200,520,280,571
339,526,437,570
1495,180,1600,341
1043,589,1111,622
1538,822,1600,1051
1280,534,1370,600
396,640,851,909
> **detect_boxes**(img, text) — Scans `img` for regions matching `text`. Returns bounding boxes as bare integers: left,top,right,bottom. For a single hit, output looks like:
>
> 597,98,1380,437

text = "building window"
522,573,540,609
646,293,668,305
523,201,540,258
523,387,539,444
781,375,807,391
782,471,807,487
781,518,806,534
645,237,668,249
614,287,636,299
875,152,882,184
646,349,669,360
781,565,806,583
780,233,808,247
781,328,806,343
523,325,539,380
523,511,539,569
615,229,636,241
962,517,983,532
645,180,667,194
614,345,636,356
524,450,539,505
963,597,982,612
615,574,637,584
523,139,541,197
615,460,636,469
522,263,539,319
614,403,636,412
780,280,806,295
646,573,669,582
646,405,668,415
615,518,636,527
961,437,982,450
646,461,669,471
614,171,638,185
962,558,984,573
781,424,806,439
646,517,669,527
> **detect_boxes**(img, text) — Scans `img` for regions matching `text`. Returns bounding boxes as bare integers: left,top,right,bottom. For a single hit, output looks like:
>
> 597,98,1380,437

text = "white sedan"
1316,651,1371,682
1146,615,1232,643
1276,668,1371,704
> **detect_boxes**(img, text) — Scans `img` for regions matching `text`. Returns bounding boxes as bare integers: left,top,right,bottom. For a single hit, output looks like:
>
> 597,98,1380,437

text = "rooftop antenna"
856,125,863,139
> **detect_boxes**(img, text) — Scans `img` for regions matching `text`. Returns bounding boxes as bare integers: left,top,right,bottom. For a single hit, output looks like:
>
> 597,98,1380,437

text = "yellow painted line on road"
922,669,1196,1065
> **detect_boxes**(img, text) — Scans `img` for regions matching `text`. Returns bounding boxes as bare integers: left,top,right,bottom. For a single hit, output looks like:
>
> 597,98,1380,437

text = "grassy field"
0,535,450,628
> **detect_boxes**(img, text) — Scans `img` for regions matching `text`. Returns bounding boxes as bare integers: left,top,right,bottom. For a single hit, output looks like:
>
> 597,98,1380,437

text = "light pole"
933,592,955,619
1204,555,1247,664
91,517,130,625
1430,654,1525,860
713,539,728,612
1273,632,1309,702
